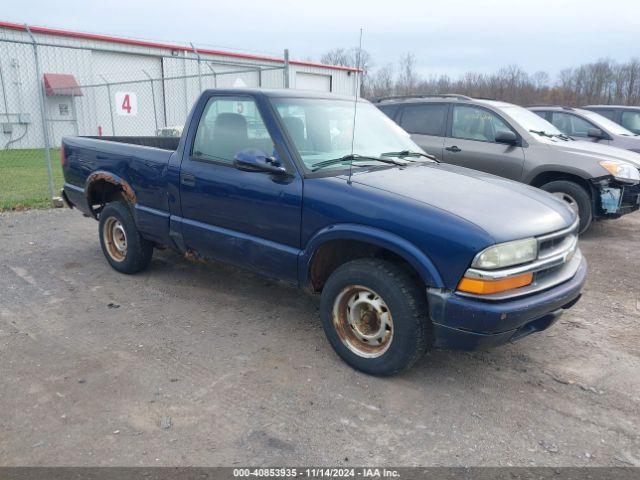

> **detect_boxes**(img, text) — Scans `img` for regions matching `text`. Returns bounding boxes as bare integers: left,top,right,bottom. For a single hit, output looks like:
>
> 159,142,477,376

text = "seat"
282,116,310,151
210,113,249,161
464,116,490,141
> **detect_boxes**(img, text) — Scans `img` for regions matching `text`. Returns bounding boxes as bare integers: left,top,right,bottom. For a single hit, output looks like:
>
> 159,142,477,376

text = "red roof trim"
43,73,83,96
0,21,360,72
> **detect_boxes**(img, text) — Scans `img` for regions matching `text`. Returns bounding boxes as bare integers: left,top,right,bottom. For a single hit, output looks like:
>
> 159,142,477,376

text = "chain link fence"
0,31,288,210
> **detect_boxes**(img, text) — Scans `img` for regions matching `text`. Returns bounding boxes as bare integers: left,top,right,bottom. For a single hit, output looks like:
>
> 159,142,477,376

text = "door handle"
445,146,461,153
180,172,196,187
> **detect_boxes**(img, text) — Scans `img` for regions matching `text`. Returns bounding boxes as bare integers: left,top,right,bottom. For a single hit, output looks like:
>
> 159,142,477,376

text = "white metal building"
0,21,360,148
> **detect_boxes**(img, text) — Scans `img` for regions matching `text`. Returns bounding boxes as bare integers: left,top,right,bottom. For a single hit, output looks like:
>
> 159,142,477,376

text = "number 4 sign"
115,92,138,116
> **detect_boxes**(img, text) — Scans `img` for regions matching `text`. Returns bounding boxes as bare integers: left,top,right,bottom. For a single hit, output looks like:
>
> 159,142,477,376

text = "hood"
348,163,575,243
610,135,640,153
554,139,640,168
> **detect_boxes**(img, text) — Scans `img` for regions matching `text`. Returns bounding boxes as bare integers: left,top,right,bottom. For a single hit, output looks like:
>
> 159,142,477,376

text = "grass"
0,148,64,211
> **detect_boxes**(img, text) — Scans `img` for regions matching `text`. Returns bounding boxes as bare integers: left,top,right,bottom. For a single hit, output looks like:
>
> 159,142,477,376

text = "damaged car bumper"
594,177,640,218
427,253,587,350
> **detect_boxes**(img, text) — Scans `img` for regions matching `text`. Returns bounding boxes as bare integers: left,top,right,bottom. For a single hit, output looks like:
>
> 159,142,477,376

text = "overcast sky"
3,0,638,80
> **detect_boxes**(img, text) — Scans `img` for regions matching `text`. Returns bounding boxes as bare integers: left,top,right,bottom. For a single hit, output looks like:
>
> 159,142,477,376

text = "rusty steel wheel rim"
332,285,393,358
103,217,127,262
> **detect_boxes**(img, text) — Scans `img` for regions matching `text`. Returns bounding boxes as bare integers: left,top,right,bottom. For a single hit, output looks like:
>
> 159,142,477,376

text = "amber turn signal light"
457,272,533,295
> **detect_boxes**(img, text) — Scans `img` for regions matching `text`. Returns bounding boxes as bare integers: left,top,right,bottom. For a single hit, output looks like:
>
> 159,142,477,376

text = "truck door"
177,95,303,283
443,104,525,181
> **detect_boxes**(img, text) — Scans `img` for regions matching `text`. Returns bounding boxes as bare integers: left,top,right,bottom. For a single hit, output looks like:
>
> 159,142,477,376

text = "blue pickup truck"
61,89,587,376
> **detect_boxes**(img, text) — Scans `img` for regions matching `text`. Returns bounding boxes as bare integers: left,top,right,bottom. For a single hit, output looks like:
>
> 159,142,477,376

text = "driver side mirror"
233,149,287,175
495,130,518,145
587,127,606,140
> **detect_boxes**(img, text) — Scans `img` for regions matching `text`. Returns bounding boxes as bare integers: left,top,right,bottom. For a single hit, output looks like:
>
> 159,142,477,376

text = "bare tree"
321,47,372,76
396,53,418,95
322,46,640,106
320,48,351,67
365,64,395,99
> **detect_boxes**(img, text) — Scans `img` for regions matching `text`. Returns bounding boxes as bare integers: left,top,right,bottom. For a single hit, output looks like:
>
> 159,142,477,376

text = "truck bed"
61,135,175,225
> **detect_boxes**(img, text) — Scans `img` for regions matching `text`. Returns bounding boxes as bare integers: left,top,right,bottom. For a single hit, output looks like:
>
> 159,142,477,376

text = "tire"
98,201,153,274
320,259,432,376
540,180,592,233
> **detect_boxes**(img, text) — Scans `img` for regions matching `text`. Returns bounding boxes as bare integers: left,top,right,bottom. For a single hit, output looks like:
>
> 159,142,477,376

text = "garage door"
296,72,332,92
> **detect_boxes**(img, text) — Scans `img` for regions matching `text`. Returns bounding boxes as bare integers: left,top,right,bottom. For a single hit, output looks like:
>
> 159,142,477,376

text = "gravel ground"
0,208,638,467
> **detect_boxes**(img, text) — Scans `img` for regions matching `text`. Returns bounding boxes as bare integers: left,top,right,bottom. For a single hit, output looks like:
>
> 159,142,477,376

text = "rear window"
377,104,400,120
399,104,448,136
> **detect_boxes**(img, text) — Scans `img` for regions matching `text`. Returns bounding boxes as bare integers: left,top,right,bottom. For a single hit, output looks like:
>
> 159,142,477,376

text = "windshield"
578,109,636,135
271,97,423,172
499,105,563,136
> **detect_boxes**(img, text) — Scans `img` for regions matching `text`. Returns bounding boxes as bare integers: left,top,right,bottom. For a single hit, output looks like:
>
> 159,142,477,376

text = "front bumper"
427,255,587,350
618,182,640,216
596,180,640,218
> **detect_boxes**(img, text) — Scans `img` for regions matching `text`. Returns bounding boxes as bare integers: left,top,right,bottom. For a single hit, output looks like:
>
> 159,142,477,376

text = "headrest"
213,113,248,138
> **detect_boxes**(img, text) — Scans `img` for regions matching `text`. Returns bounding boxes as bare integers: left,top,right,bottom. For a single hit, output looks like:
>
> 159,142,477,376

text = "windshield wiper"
380,150,439,162
554,133,573,141
529,129,555,138
311,154,408,172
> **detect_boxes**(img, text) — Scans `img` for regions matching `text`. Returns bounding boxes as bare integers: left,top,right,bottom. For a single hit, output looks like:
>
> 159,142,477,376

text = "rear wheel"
540,180,592,233
99,201,153,274
320,259,432,376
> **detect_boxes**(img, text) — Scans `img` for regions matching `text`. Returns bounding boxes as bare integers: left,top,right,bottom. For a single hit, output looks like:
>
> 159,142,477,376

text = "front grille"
537,219,579,260
531,219,580,291
534,264,562,281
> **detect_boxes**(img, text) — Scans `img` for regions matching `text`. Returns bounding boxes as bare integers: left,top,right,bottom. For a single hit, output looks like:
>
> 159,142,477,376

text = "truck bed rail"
83,136,179,151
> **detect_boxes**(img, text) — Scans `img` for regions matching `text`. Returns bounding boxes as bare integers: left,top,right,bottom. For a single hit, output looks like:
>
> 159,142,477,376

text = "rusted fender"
84,170,137,216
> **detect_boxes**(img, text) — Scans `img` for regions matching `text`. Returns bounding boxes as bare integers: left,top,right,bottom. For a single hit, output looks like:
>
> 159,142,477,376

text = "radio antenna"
347,28,363,185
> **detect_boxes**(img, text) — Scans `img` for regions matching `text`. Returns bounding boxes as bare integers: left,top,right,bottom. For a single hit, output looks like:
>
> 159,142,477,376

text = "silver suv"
376,94,640,232
583,105,640,135
530,106,640,153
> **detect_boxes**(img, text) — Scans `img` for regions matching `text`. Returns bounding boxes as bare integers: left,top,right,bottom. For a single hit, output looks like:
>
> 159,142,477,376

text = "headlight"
471,238,537,270
599,160,640,182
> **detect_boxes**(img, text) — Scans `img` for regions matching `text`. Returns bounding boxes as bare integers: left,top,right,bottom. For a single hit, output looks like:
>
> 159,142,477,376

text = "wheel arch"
84,171,137,218
299,224,444,292
528,169,594,193
528,170,596,204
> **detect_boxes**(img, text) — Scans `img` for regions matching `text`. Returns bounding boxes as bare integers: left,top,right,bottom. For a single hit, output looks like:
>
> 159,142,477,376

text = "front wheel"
540,180,592,233
99,201,154,274
320,259,432,376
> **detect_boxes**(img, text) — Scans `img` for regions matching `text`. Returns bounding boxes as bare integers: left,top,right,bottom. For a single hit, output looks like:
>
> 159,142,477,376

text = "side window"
621,111,640,133
593,109,615,120
192,96,275,163
533,110,550,121
551,112,594,137
550,112,573,134
451,105,512,142
399,104,448,136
